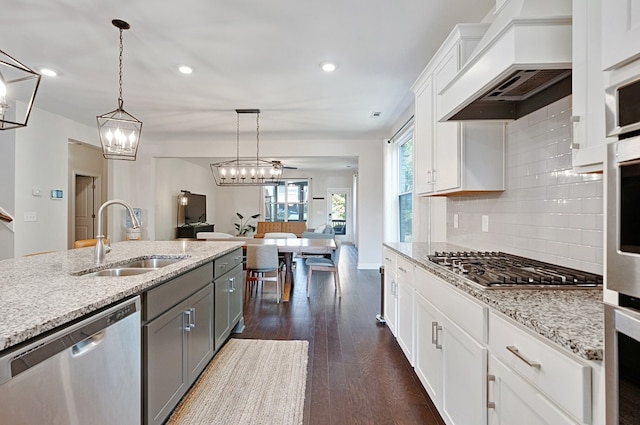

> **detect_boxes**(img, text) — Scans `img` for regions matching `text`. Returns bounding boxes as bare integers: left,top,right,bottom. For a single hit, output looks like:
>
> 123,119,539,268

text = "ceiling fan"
271,160,297,170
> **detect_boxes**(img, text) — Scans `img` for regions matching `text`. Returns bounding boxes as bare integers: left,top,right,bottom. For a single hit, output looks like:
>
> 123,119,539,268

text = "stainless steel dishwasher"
0,296,141,425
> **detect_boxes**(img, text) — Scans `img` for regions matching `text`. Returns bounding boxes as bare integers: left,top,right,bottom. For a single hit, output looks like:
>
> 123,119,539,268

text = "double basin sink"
80,257,186,277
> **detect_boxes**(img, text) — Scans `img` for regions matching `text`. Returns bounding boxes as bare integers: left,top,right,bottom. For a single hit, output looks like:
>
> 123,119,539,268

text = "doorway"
74,174,101,243
327,188,351,242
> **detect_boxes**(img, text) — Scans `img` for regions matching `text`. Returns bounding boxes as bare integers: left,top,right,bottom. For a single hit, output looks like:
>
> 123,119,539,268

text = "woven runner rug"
166,339,309,425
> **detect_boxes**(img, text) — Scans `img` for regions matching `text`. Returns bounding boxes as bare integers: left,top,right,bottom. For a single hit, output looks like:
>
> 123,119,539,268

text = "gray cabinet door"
228,265,244,328
144,300,188,425
214,275,231,351
186,284,214,383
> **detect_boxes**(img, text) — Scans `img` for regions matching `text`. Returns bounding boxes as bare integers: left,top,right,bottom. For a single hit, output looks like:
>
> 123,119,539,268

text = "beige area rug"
166,339,309,425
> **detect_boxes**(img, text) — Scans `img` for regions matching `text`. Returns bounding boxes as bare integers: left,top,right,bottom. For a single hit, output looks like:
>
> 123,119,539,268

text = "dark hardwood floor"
233,244,446,425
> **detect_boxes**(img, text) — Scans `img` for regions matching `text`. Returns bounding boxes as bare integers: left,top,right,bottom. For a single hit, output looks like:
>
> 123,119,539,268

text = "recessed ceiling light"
321,62,337,72
40,68,57,77
178,65,193,74
370,111,382,118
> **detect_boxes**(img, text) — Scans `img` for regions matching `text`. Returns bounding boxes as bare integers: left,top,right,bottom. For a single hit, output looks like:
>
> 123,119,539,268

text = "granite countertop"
0,240,244,352
384,242,604,361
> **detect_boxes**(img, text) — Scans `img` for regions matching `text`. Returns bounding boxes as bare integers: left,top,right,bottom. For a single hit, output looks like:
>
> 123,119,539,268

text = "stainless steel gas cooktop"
426,251,603,289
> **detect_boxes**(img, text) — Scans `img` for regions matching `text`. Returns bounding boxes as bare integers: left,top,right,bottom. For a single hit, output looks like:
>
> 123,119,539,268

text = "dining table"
244,237,337,302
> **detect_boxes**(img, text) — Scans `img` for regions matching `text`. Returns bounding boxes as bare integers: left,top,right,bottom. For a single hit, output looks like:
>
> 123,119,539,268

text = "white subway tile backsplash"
446,95,604,274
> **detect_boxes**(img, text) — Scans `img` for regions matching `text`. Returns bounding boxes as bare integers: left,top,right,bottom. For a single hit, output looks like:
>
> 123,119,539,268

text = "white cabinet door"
384,269,397,336
396,277,414,365
441,314,488,425
414,78,435,195
488,355,578,425
434,121,461,192
415,291,444,405
572,0,606,172
602,0,640,70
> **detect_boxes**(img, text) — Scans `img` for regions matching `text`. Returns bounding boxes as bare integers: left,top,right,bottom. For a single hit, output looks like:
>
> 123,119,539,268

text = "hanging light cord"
256,112,260,166
117,27,124,110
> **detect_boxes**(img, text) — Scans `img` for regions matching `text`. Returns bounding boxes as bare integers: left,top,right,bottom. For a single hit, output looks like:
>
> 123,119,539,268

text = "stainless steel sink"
118,258,184,268
84,268,155,277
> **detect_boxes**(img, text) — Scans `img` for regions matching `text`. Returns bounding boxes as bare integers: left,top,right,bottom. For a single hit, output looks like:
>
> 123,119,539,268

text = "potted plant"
235,212,260,236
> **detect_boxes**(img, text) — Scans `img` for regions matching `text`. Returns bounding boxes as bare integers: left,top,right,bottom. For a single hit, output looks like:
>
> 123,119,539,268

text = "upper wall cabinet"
412,24,505,196
571,0,606,172
602,0,640,70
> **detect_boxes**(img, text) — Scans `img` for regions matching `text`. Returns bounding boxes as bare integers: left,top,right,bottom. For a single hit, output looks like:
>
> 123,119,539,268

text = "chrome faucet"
94,199,141,265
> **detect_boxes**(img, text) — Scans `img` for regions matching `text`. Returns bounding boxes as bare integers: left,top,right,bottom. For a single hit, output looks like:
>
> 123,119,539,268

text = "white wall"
445,96,604,274
13,106,96,257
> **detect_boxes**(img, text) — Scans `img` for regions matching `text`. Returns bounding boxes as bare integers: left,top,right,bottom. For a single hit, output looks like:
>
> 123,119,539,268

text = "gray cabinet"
214,262,244,351
143,263,214,425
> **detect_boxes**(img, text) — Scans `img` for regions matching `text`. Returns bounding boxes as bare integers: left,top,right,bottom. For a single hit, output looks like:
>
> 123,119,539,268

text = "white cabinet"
412,24,505,196
383,247,398,336
601,0,640,70
396,256,415,365
488,355,578,425
414,267,489,425
489,311,591,424
571,0,606,172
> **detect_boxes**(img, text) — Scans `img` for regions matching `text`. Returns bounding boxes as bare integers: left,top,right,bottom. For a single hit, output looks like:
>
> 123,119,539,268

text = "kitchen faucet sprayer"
94,199,140,265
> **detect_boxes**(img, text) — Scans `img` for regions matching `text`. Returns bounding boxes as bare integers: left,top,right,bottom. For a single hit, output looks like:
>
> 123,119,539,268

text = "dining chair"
305,240,342,298
245,245,283,303
263,232,297,239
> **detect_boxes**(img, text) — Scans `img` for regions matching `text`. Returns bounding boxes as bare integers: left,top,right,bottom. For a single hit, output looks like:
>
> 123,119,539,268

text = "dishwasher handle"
2,298,139,382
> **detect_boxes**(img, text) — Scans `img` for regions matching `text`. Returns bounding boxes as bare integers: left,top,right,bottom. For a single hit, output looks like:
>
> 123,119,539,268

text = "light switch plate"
24,212,37,222
482,215,489,232
453,214,459,229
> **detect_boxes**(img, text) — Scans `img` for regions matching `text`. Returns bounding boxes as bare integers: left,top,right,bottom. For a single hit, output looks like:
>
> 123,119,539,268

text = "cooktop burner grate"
426,251,603,288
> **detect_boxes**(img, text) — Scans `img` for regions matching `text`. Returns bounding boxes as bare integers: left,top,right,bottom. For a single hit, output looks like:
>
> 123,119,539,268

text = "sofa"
254,221,307,238
301,223,336,239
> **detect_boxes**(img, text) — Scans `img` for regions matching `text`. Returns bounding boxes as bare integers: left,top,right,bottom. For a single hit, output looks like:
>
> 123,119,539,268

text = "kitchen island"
0,240,243,352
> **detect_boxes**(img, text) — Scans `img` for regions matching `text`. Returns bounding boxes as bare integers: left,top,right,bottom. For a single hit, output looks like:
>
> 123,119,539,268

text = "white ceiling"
2,0,493,169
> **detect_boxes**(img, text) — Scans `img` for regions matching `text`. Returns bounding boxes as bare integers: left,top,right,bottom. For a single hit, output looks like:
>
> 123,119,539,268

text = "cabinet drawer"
396,256,414,286
489,311,591,423
383,247,396,271
415,267,487,343
214,248,243,279
144,262,213,322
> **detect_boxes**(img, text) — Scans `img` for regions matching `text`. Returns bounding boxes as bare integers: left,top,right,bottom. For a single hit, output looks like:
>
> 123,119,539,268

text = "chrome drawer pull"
398,266,407,273
486,374,495,409
432,322,443,349
506,346,541,369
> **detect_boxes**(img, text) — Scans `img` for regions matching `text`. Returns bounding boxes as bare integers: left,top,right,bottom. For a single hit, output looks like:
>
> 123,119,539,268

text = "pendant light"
96,19,142,161
210,109,284,186
0,50,41,130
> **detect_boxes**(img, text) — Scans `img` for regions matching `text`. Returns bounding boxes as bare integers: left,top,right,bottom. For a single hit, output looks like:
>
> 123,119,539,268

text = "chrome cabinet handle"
229,276,236,293
432,169,437,182
506,346,541,369
569,115,580,150
183,309,192,332
432,322,442,349
219,262,228,270
487,374,496,409
189,308,195,329
398,266,407,274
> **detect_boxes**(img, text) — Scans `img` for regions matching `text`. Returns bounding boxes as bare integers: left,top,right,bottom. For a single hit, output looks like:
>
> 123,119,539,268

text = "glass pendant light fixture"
96,19,142,161
0,50,41,130
210,109,284,186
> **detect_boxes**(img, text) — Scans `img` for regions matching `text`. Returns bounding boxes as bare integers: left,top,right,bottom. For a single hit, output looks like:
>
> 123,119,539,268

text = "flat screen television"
184,193,207,224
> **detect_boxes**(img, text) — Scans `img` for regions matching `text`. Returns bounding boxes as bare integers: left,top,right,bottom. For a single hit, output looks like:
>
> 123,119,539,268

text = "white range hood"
438,0,572,121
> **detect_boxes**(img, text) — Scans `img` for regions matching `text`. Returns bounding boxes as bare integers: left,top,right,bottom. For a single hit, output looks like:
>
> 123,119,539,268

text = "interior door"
75,175,96,240
327,188,351,242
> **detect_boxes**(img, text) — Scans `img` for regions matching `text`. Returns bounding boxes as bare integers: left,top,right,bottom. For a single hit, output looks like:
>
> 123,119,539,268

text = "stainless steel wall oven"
605,60,640,424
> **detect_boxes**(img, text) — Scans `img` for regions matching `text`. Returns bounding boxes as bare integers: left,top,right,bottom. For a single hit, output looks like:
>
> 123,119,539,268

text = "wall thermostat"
50,189,63,199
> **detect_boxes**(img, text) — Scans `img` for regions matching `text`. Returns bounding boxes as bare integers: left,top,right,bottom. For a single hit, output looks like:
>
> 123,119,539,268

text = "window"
263,179,308,222
398,132,413,242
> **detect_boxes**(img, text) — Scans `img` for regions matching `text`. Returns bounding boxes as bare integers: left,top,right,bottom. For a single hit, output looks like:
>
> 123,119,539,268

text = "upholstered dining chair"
305,240,342,298
245,245,283,303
